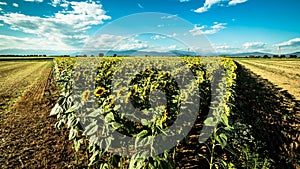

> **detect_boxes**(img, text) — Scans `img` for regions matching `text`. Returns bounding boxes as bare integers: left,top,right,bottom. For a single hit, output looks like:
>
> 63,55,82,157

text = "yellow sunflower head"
94,87,105,97
57,66,63,72
81,90,91,102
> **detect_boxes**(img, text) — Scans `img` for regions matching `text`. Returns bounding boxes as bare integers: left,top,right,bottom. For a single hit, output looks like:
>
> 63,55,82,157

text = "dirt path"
0,61,83,168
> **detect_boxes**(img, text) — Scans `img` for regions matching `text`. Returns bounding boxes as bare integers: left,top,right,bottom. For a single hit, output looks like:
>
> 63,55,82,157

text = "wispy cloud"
137,3,144,9
161,14,178,19
276,38,300,48
228,0,247,6
24,0,43,2
0,34,76,51
0,1,111,50
194,0,248,13
85,34,149,51
179,0,190,2
151,33,177,40
189,22,227,36
243,42,266,49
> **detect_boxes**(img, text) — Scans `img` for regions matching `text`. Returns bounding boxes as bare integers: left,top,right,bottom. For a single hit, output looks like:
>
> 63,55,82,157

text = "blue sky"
0,0,299,55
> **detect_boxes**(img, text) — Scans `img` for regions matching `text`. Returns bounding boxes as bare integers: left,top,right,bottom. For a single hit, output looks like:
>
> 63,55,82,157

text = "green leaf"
105,112,115,122
203,117,216,126
88,109,102,118
216,133,227,149
89,151,100,166
50,103,62,116
69,127,77,140
86,125,98,136
136,130,148,138
67,114,77,128
73,138,83,152
221,112,229,127
111,122,122,129
65,103,79,114
141,119,148,126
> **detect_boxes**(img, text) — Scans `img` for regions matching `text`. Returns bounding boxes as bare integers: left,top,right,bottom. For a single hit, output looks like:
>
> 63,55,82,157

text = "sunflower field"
50,57,237,169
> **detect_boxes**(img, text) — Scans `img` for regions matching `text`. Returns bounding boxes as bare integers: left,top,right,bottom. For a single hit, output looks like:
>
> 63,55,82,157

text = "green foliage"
51,57,238,168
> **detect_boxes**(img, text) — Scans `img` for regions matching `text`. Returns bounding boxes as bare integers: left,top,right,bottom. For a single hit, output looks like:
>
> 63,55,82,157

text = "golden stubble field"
0,60,83,168
236,59,300,100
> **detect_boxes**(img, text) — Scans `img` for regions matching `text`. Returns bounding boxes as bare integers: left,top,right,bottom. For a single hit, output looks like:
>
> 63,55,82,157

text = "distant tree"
290,55,297,58
113,54,117,57
99,53,104,57
83,54,87,57
280,55,286,58
263,55,270,58
273,55,279,58
249,55,255,58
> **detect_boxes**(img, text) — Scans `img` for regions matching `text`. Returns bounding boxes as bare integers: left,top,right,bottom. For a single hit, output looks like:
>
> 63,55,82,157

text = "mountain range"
0,48,299,57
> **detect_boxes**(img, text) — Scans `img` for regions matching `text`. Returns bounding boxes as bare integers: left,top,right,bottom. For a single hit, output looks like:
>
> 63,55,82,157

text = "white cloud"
228,0,247,6
243,42,266,49
0,1,111,50
85,34,149,51
0,2,7,5
51,0,61,6
151,35,166,40
0,34,76,51
189,22,227,36
179,0,190,2
276,38,300,48
0,23,3,26
194,0,248,13
150,33,176,40
116,43,149,51
194,0,222,13
24,0,43,2
85,34,127,50
12,3,19,7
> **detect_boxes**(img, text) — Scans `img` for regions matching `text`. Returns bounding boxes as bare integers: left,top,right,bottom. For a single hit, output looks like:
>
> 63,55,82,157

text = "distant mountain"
222,51,300,57
223,52,274,57
289,52,300,56
1,48,299,57
73,49,196,56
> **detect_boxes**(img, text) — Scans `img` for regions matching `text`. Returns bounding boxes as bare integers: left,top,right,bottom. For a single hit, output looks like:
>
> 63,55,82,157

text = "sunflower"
105,95,115,108
83,69,90,75
75,72,81,81
81,90,91,102
94,87,105,97
57,66,63,73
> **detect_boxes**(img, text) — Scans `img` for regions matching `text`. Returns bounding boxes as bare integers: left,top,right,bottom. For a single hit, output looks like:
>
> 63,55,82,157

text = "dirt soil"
0,62,85,168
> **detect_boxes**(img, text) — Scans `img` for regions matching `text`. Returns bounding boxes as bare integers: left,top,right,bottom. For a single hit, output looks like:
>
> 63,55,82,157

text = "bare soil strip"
0,61,83,168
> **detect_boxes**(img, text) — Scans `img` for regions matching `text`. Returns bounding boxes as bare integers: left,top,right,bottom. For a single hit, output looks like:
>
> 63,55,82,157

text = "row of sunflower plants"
50,57,237,168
